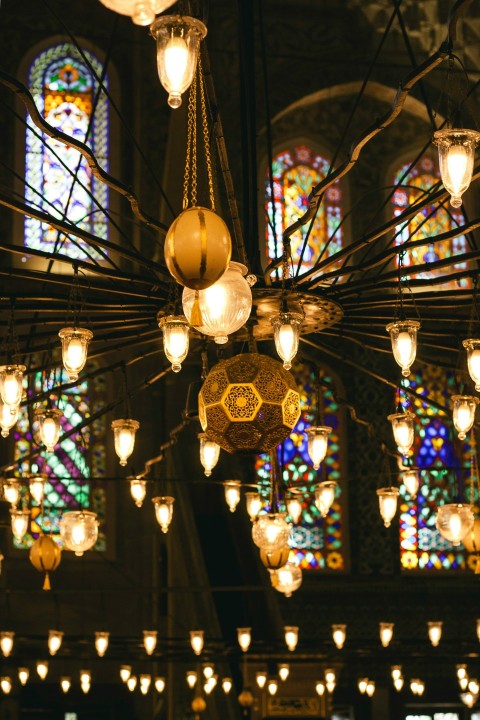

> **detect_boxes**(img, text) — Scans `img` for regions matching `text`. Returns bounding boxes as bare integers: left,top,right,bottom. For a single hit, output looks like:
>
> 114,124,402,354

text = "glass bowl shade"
58,327,93,382
252,513,291,554
286,495,303,524
0,633,14,658
463,339,480,391
158,315,189,372
152,496,175,533
306,426,332,469
98,0,176,24
388,411,415,455
3,479,20,506
0,365,25,407
245,492,263,519
35,408,62,452
224,480,241,512
59,510,99,556
436,503,474,546
377,487,399,527
0,401,19,438
433,128,480,207
183,262,252,344
402,469,420,498
198,433,220,476
386,320,420,376
314,480,337,517
95,632,110,657
270,562,302,597
271,312,303,370
284,626,299,651
111,419,140,466
130,478,147,508
452,395,478,440
29,474,47,505
332,624,346,649
190,630,204,655
151,16,207,109
10,508,30,542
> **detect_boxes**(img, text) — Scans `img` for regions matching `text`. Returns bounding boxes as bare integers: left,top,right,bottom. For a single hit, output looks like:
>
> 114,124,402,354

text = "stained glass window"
256,364,344,571
24,43,109,260
13,368,107,550
399,365,475,571
392,156,469,289
265,145,343,276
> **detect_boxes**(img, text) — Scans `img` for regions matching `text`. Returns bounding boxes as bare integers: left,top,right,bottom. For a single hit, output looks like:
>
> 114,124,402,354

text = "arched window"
399,365,474,571
24,42,109,260
265,145,343,276
256,363,345,571
392,155,468,289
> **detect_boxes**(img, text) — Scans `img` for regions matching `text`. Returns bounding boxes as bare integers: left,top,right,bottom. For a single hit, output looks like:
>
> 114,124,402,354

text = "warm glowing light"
366,680,375,697
95,631,109,657
0,401,19,438
325,668,336,693
120,665,132,683
377,487,399,528
427,621,442,647
48,630,63,656
379,622,394,647
224,480,241,513
286,495,303,524
271,312,302,370
457,664,468,681
143,630,158,656
58,327,93,382
36,408,62,452
10,508,30,542
29,474,46,505
127,675,137,692
332,624,346,650
204,674,218,695
158,314,190,372
402,468,420,498
477,618,480,642
469,679,480,695
190,630,204,656
222,677,233,694
152,496,175,533
0,365,25,408
463,339,480,391
0,677,12,694
452,395,478,440
18,668,29,686
36,661,48,680
278,664,289,682
154,676,166,693
256,671,267,689
252,513,291,554
315,680,325,696
59,510,99,556
3,479,20,506
245,492,263,519
386,320,420,376
461,691,477,708
393,676,404,692
237,627,252,653
358,678,368,694
139,674,151,695
314,480,337,517
129,478,147,508
0,632,14,658
284,626,298,652
436,503,474,546
267,678,279,696
111,419,140,467
391,666,402,681
80,669,91,685
186,671,197,688
306,426,331,469
434,128,480,207
388,411,415,455
203,663,214,679
198,433,220,477
270,562,302,597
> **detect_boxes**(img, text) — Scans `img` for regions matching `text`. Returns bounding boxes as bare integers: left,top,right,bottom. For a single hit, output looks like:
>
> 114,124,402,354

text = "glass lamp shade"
436,503,474,545
190,630,204,656
256,671,267,689
129,478,147,508
377,487,399,528
204,675,217,694
198,433,220,477
452,395,478,440
186,670,197,688
0,632,14,658
314,480,337,517
127,675,137,692
152,496,175,533
111,419,140,467
366,680,375,697
325,668,336,692
95,631,109,657
315,681,325,696
59,510,99,556
3,479,20,506
203,663,214,679
358,678,368,694
80,669,91,684
461,691,477,708
332,624,346,649
151,15,207,109
183,262,253,344
386,320,420,377
278,664,289,682
284,626,299,652
36,661,48,680
245,491,263,519
457,664,468,681
260,545,291,570
58,327,93,382
463,339,480,391
379,622,394,647
306,426,331,469
99,0,176,24
139,674,151,695
394,676,404,691
270,562,302,597
18,668,29,686
237,627,251,652
0,401,19,438
35,408,62,452
0,365,25,408
0,677,12,695
427,621,443,647
120,665,132,683
271,312,303,370
10,508,30,542
60,676,71,693
143,630,157,656
154,676,166,693
267,679,279,696
460,676,470,691
29,473,47,505
391,665,402,681
286,495,303,524
388,411,415,455
222,677,233,694
433,128,480,207
224,480,241,513
48,630,63,656
158,314,190,373
470,679,480,695
252,513,291,554
402,469,420,498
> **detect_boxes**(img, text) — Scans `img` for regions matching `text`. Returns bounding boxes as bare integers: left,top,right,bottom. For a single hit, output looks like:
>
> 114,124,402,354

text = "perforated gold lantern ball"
164,206,232,290
29,535,62,590
260,545,291,570
198,353,301,454
463,517,480,553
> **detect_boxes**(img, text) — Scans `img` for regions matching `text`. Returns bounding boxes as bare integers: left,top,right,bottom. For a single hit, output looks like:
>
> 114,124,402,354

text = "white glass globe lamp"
252,513,291,554
183,262,253,344
58,327,93,382
111,419,140,467
452,395,478,440
306,426,331,469
271,312,303,370
152,496,175,533
158,314,189,373
36,408,62,452
386,320,420,376
388,411,415,455
59,510,99,556
434,128,480,207
377,487,399,528
436,503,474,545
463,339,480,391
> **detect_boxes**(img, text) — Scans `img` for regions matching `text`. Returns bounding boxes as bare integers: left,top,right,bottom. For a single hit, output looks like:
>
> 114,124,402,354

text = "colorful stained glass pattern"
25,43,109,260
399,365,475,571
13,368,107,550
265,145,343,277
392,156,469,289
256,364,344,571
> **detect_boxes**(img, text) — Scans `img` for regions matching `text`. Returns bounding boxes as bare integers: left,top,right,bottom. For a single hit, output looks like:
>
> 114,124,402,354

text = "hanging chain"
198,55,215,211
470,429,477,507
183,68,198,209
3,301,21,363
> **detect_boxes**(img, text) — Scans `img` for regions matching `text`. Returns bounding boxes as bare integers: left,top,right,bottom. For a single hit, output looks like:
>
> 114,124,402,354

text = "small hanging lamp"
3,478,20,506
190,630,204,656
0,632,14,658
224,480,241,513
278,664,289,682
198,433,220,477
10,508,30,543
402,468,420,498
388,411,415,455
222,678,232,694
0,365,25,409
259,544,291,570
18,668,29,686
267,678,279,696
98,0,176,25
358,678,368,694
386,320,420,377
58,328,93,382
306,426,331,470
284,626,299,652
95,631,109,657
111,419,140,467
379,622,394,647
155,677,166,693
325,668,336,693
48,630,63,656
433,128,480,207
0,677,12,694
270,562,302,597
314,480,337,517
286,494,303,524
120,665,132,683
29,473,47,505
252,513,291,554
256,671,267,689
0,401,19,438
237,627,252,653
129,477,147,508
315,680,325,696
186,670,197,688
152,496,175,533
436,503,474,545
36,661,49,680
127,675,137,692
29,535,61,590
245,491,263,519
143,630,157,656
158,314,190,373
332,624,346,650
271,312,303,370
377,487,400,528
139,674,151,695
59,510,99,556
452,395,478,440
463,339,480,391
35,407,62,452
60,677,71,693
427,621,443,647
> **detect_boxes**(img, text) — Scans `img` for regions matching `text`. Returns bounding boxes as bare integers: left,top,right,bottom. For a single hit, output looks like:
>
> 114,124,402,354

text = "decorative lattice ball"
198,353,300,454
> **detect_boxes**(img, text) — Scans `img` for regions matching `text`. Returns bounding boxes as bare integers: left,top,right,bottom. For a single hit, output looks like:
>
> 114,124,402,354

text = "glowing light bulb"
391,666,402,681
332,624,346,649
154,676,166,693
158,315,189,372
36,661,48,680
203,663,214,680
190,630,204,656
434,129,480,207
428,621,442,647
366,680,375,697
120,665,132,683
402,469,419,498
377,487,399,528
224,481,241,513
58,328,92,382
139,674,151,695
0,677,12,694
245,492,262,519
129,478,147,508
199,433,220,477
379,622,394,647
10,508,30,542
452,395,478,440
0,401,19,437
164,35,189,108
29,474,46,505
386,321,420,376
267,678,278,696
315,681,325,696
48,630,63,656
112,419,140,467
0,632,14,657
306,426,331,469
95,631,109,657
152,496,174,533
256,671,267,689
18,668,29,686
0,365,25,407
127,675,137,692
271,312,302,370
143,630,157,656
60,676,71,693
388,412,415,455
222,677,233,694
284,626,298,652
286,496,303,524
237,627,251,653
314,481,337,517
278,664,289,682
186,671,197,688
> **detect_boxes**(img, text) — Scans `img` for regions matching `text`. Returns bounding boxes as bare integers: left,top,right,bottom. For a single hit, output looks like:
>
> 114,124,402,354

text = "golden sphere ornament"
164,206,231,291
259,545,291,570
29,535,62,590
